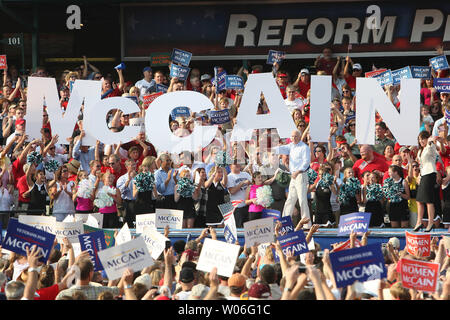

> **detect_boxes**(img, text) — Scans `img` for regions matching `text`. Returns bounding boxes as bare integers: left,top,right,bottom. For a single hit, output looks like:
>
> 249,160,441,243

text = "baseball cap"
200,74,211,81
188,284,210,300
248,282,271,299
155,295,170,300
228,273,246,287
143,67,152,73
300,68,310,75
353,63,362,70
388,237,400,250
15,118,25,127
134,274,152,290
179,267,195,283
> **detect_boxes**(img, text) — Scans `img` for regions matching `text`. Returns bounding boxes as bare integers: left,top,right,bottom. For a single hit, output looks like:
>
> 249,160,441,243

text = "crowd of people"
0,47,449,301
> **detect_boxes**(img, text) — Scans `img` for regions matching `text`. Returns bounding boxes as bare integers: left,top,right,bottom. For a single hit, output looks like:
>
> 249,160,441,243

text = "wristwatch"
284,287,293,292
125,284,133,289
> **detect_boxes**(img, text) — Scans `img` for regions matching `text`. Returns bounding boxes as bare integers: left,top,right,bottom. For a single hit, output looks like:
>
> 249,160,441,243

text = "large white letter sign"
26,78,101,144
83,96,140,146
145,91,217,153
309,75,332,142
356,78,420,146
230,72,296,142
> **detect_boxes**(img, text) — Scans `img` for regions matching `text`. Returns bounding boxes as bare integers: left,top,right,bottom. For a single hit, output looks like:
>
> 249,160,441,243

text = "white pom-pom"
255,185,274,208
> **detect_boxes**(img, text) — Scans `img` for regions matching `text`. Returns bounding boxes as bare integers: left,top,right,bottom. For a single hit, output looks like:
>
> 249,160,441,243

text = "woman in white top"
49,164,75,222
414,131,438,232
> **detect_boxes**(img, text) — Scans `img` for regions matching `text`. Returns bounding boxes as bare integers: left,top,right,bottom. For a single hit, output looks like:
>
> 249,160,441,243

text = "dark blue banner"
277,230,308,257
261,209,281,219
411,66,432,79
225,75,244,90
224,224,236,244
79,231,107,272
209,109,230,125
278,216,294,235
266,50,285,65
434,78,450,93
373,69,393,86
338,212,371,236
170,64,190,81
429,55,449,71
156,83,168,93
171,106,191,119
171,48,192,67
391,66,412,85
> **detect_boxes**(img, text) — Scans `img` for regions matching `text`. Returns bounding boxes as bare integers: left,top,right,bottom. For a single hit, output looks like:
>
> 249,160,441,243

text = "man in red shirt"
353,144,389,182
343,56,363,90
107,154,127,187
314,47,337,75
294,68,311,98
275,71,289,99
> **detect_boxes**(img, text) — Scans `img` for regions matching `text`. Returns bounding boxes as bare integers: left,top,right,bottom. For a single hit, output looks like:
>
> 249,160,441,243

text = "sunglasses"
94,76,102,80
349,123,355,127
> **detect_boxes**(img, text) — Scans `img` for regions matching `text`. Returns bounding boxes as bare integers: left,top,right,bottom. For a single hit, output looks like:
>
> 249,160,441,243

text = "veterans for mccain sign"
338,212,371,236
79,231,107,272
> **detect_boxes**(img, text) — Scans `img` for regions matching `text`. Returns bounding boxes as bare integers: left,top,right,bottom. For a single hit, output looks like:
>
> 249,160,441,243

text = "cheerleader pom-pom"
382,178,402,203
307,168,318,185
338,185,350,205
177,177,195,198
134,172,155,192
366,183,383,201
44,159,60,173
346,177,361,196
318,172,334,189
77,179,94,199
256,185,274,208
215,150,232,168
94,186,114,208
27,151,44,165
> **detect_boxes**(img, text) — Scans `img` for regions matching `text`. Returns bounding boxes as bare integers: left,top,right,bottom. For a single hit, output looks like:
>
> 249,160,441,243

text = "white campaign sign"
145,90,218,153
115,223,132,245
356,78,420,146
135,213,157,234
98,236,154,280
310,75,332,142
155,209,183,229
54,220,84,244
18,216,56,234
231,72,296,141
74,213,103,228
196,238,241,278
243,217,274,247
141,226,169,260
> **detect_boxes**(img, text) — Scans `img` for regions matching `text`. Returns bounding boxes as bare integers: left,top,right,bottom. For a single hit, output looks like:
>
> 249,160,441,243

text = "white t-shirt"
175,290,191,300
52,181,75,214
0,187,13,211
227,171,251,208
135,78,155,98
284,98,306,113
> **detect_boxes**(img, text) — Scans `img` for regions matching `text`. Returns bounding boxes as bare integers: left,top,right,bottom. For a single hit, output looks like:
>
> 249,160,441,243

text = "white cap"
353,63,362,70
300,68,310,74
134,273,152,290
388,237,400,250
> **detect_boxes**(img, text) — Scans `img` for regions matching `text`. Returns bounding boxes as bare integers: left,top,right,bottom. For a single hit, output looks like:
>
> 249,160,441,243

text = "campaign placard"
224,224,237,244
373,69,393,86
18,215,56,234
135,213,156,234
79,231,107,272
330,243,387,288
141,226,169,260
261,209,281,220
391,66,412,85
411,66,432,79
224,213,238,244
196,238,241,278
225,75,244,90
429,55,449,71
243,217,274,247
171,48,192,67
74,213,103,229
155,209,183,229
150,52,171,67
277,230,309,257
278,216,295,235
2,218,56,263
215,71,227,92
405,231,431,257
142,92,163,109
156,83,168,93
364,69,387,78
433,78,450,93
400,258,440,293
332,238,362,252
171,106,191,120
0,55,7,70
170,63,190,81
209,109,230,125
337,212,371,236
98,236,154,280
83,225,115,248
115,223,132,246
54,220,83,244
443,236,450,257
266,50,285,65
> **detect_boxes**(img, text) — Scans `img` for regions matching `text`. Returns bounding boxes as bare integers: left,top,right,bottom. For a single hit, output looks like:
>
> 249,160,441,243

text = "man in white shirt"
284,85,306,114
116,159,137,228
134,67,155,98
274,129,312,228
227,163,251,227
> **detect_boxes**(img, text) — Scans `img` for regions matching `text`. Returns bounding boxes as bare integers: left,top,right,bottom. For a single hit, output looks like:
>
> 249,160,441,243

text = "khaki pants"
282,172,311,228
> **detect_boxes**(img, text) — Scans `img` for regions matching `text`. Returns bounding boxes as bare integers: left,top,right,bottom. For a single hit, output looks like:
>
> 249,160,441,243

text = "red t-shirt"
12,158,25,188
352,155,389,182
316,58,337,75
17,175,30,203
109,163,127,186
297,81,310,98
344,74,356,90
440,145,450,169
35,284,60,300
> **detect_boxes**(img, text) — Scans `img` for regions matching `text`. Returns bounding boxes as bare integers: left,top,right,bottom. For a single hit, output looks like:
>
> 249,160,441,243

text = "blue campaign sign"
170,63,191,81
338,212,371,236
261,209,281,219
171,106,191,119
79,231,107,272
373,69,393,86
209,109,230,124
266,50,285,65
216,71,227,91
156,83,168,93
224,224,236,244
411,66,432,79
2,218,56,263
433,78,450,93
277,230,308,257
391,66,412,85
225,75,244,90
429,55,449,71
278,216,295,235
330,243,387,288
171,48,192,67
